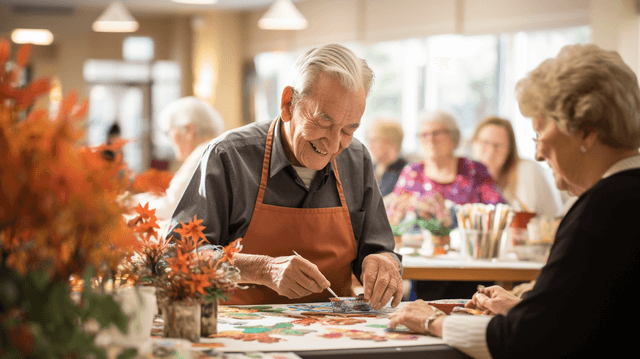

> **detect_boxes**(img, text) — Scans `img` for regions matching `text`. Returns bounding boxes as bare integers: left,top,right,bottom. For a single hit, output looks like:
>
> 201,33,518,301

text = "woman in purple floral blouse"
389,110,506,301
388,110,506,225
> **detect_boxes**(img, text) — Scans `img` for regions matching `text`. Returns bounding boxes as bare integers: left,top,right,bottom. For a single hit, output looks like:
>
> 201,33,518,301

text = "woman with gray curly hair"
390,43,640,358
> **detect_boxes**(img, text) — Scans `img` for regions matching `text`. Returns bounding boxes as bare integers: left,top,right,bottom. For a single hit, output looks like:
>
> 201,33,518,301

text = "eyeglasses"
417,129,449,140
475,139,507,150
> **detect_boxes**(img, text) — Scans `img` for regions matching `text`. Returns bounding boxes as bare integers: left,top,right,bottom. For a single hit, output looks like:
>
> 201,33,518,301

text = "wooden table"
402,255,544,290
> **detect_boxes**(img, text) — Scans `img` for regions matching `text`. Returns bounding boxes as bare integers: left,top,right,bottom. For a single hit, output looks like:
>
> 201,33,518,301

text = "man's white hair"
288,43,374,106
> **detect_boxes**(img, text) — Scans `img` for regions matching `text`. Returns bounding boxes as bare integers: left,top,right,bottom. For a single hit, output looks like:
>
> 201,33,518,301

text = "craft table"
159,302,471,359
402,255,544,290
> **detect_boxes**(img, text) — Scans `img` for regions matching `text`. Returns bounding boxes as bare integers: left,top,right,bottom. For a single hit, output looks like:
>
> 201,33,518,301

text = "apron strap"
257,118,348,210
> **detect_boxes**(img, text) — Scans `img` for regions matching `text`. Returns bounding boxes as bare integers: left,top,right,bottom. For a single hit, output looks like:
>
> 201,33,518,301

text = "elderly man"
134,96,225,220
167,44,403,309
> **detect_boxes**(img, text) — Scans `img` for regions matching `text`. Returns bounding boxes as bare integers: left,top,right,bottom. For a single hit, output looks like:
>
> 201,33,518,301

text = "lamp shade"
171,0,217,3
92,1,139,33
258,0,308,30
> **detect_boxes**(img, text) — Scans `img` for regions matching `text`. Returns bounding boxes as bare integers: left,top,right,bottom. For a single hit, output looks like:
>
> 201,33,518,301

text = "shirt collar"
270,117,334,178
602,153,640,178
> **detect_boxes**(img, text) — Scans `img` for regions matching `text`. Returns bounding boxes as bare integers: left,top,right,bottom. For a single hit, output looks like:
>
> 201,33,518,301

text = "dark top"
167,118,401,280
487,168,640,358
376,157,408,197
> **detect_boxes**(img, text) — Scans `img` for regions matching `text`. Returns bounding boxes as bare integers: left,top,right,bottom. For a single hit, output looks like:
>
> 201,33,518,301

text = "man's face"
281,72,366,170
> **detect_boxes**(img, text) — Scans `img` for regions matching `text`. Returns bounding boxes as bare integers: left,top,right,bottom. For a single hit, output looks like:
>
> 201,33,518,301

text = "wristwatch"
424,306,446,334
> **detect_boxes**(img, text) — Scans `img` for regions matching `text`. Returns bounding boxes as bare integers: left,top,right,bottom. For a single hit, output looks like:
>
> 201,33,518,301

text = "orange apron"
226,119,357,305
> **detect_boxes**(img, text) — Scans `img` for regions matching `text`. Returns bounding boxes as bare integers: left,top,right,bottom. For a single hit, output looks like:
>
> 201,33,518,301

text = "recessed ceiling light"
11,29,54,45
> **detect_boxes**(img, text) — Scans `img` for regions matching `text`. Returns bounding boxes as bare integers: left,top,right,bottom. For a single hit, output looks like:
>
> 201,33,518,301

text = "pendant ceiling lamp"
171,0,217,3
92,1,139,33
11,29,54,45
258,0,308,30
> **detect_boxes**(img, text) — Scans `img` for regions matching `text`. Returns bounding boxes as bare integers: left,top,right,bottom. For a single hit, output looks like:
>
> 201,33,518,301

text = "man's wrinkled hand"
361,253,403,310
265,255,330,299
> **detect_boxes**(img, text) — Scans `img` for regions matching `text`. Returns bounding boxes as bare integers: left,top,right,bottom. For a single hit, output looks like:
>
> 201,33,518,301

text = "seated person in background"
366,118,407,198
134,96,225,220
387,110,506,301
388,110,505,222
101,122,122,162
167,43,402,309
472,116,563,219
389,43,640,359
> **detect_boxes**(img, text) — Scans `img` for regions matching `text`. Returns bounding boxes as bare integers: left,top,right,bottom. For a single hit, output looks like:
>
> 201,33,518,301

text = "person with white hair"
366,118,407,198
135,96,225,220
167,43,403,308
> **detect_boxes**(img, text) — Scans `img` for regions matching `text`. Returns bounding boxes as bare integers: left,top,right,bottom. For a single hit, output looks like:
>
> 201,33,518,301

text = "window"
83,37,182,173
252,26,591,161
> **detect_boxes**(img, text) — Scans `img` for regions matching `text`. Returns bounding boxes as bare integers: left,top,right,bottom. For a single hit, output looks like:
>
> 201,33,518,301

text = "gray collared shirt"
167,118,402,280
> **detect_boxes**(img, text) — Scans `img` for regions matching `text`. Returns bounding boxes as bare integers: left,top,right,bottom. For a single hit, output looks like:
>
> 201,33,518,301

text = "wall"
0,5,193,116
191,11,244,131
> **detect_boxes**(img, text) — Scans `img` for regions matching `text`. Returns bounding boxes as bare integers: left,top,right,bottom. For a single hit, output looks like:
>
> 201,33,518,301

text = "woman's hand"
465,285,521,315
388,300,433,334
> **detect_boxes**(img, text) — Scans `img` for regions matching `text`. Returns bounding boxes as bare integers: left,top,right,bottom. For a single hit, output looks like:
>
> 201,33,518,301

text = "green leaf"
117,348,138,359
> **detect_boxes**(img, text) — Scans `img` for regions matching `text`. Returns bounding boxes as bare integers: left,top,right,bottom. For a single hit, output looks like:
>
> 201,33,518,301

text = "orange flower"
128,202,156,227
16,43,32,67
220,238,243,266
187,273,211,295
175,215,206,242
0,38,10,64
131,168,173,195
167,247,191,275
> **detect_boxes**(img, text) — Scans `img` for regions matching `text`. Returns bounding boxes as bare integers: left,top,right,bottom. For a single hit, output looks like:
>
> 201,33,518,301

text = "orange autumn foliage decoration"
131,168,174,196
0,39,136,281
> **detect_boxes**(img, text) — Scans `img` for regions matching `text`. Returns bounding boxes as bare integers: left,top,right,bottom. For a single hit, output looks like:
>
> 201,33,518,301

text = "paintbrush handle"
292,250,340,299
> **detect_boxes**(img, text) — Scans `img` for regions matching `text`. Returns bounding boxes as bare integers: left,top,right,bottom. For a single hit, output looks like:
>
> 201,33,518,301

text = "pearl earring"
580,146,587,153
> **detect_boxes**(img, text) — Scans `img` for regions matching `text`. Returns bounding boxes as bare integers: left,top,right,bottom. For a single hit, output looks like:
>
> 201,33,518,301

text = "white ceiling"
1,0,303,14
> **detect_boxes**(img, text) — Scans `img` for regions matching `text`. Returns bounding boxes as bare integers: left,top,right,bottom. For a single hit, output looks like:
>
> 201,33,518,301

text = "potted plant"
149,215,242,342
388,192,453,256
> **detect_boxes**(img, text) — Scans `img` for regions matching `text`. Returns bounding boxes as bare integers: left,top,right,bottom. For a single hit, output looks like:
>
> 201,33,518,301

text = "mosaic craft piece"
365,324,388,329
220,307,259,314
320,328,387,342
224,313,264,320
321,318,366,325
246,306,288,313
289,318,320,326
213,331,284,343
330,296,375,313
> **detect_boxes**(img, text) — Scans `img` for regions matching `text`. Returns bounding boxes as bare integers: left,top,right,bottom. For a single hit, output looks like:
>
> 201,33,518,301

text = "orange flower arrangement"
124,204,243,306
0,38,137,357
0,41,135,282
